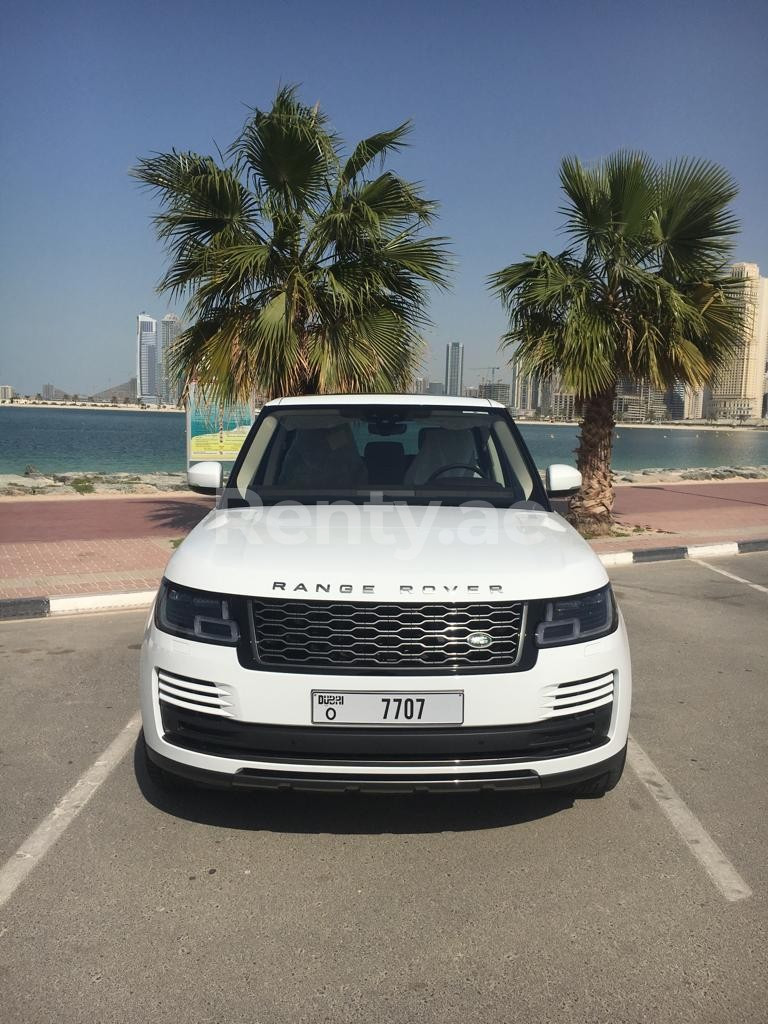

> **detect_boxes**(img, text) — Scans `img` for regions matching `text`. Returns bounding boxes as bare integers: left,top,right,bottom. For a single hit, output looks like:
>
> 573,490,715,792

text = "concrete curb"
0,590,156,621
0,596,51,620
1,538,767,622
597,537,768,567
49,591,157,616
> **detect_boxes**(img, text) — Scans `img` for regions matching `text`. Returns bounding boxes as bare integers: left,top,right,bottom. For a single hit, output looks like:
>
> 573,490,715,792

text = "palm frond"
131,152,259,257
379,236,453,288
490,150,743,403
654,157,739,278
341,122,411,185
134,86,450,402
230,86,338,213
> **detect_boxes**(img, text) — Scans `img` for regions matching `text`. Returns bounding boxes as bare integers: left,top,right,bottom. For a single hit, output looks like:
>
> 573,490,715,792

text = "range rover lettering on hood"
272,582,504,595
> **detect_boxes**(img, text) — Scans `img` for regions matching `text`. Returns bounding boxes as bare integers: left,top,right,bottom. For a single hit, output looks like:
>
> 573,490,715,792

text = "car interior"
239,409,534,501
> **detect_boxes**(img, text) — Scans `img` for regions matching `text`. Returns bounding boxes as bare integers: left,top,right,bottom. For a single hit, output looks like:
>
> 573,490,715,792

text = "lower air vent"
159,704,612,761
543,673,614,717
157,669,233,718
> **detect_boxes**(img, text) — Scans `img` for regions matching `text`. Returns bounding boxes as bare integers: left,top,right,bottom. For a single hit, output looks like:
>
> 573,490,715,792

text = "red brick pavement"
591,480,768,553
0,538,172,599
0,493,213,544
0,494,214,600
0,483,766,600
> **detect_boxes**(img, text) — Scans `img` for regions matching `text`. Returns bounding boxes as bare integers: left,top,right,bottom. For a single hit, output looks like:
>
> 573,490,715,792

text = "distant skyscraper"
550,389,576,421
515,370,574,418
136,313,158,401
412,376,428,395
444,342,464,396
664,382,703,420
708,263,768,420
477,380,511,405
42,383,55,400
614,377,667,422
543,372,577,421
683,385,705,420
665,382,685,420
512,371,540,413
158,313,182,403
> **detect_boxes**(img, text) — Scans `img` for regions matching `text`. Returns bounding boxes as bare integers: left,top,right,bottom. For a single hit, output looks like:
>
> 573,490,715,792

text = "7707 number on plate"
311,690,464,726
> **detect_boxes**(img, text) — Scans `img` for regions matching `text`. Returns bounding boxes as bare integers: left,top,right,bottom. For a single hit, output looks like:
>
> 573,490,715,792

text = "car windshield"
228,405,543,506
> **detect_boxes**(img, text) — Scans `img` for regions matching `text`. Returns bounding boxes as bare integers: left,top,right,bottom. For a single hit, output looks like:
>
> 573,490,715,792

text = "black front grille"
160,703,612,763
247,598,525,673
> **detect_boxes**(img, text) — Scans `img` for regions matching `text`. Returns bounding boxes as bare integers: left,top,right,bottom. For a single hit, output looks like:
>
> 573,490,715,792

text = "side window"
484,432,506,484
260,426,293,485
235,415,279,496
491,420,534,498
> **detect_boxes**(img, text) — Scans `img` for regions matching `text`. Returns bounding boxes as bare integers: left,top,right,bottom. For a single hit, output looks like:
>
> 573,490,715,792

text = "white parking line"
692,559,768,594
0,713,754,910
0,713,141,911
627,737,752,902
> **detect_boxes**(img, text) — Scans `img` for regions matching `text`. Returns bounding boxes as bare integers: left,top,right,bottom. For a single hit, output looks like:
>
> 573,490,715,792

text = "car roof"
264,394,504,409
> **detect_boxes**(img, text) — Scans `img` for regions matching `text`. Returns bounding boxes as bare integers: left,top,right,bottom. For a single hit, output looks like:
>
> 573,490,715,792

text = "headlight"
155,581,240,644
535,583,616,647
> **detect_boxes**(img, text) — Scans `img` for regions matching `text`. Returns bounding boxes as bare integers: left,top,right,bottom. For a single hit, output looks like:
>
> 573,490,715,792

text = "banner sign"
186,385,254,467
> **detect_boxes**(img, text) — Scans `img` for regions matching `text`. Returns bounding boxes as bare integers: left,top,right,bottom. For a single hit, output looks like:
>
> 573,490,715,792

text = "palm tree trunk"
568,385,616,534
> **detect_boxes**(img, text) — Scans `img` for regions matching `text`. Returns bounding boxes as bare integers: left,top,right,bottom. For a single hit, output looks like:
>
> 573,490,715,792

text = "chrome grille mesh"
249,598,524,672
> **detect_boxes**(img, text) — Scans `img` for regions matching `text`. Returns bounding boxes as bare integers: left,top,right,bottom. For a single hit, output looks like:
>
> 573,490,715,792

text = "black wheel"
569,744,627,799
140,731,194,793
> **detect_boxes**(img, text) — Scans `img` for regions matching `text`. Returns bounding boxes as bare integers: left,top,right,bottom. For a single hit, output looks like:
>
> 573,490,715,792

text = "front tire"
570,744,627,799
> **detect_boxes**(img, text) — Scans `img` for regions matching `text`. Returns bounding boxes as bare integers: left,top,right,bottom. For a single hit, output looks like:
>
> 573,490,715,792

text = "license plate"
311,690,464,726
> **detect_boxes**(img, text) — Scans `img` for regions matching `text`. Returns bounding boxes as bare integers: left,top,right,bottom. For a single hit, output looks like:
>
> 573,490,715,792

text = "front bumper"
145,741,627,793
140,613,631,789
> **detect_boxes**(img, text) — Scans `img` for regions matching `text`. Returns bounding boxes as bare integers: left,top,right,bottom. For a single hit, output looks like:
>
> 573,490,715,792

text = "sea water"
1,406,768,476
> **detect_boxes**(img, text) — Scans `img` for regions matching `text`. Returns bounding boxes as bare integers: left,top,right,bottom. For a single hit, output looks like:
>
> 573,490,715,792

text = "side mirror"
188,461,223,493
546,464,582,497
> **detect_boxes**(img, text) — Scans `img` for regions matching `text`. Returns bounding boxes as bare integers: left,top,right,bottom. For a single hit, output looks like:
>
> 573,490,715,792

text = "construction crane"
470,366,501,383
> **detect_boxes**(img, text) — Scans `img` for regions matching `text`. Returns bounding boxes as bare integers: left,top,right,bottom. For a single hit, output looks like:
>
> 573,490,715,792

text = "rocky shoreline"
615,465,768,484
2,464,768,497
0,469,191,496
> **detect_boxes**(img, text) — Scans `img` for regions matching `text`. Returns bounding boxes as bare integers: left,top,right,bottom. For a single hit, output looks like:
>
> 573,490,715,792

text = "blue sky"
1,0,766,395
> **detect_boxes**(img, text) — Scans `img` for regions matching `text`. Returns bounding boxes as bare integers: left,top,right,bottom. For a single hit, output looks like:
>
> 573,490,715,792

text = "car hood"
164,504,607,601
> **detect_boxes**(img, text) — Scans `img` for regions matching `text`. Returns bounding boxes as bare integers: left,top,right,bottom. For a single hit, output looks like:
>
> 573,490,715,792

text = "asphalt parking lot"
1,554,767,1023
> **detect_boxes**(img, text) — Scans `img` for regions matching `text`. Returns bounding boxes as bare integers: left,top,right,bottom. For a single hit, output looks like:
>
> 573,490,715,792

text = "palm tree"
132,86,450,404
489,152,744,533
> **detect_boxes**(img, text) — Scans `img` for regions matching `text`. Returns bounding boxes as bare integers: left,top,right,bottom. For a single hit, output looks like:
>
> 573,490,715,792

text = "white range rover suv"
139,395,630,797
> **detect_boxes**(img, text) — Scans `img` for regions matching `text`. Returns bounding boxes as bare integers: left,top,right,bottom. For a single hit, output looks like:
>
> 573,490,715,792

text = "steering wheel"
425,463,485,483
